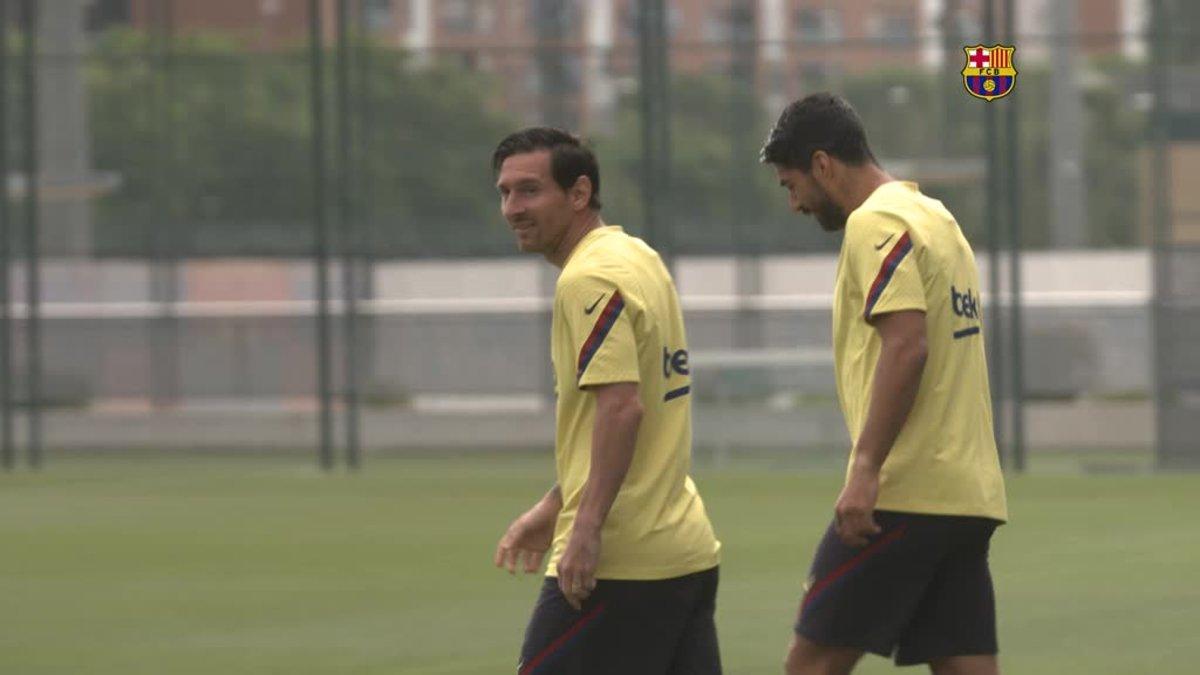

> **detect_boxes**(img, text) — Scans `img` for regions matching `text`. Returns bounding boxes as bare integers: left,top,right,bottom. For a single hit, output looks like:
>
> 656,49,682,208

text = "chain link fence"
1,0,1196,471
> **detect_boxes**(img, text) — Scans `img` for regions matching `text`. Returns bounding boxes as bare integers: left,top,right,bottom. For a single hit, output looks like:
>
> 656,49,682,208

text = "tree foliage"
87,30,1150,258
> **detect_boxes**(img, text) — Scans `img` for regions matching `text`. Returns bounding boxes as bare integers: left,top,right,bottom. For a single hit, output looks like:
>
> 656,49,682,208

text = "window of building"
440,0,472,33
795,8,842,43
364,0,393,32
703,2,758,43
532,0,581,39
868,10,915,45
701,9,727,42
441,0,497,34
620,4,683,41
476,1,497,33
952,9,982,42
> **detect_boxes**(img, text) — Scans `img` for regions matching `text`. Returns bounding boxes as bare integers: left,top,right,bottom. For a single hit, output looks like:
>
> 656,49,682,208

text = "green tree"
593,73,823,256
89,29,516,258
843,62,1146,249
87,29,1149,258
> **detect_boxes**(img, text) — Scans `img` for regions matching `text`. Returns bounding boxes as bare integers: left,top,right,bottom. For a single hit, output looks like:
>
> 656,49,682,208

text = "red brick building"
118,0,1139,130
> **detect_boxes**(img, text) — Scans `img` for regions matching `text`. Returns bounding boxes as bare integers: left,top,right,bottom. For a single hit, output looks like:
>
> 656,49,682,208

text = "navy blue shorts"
795,511,1001,666
518,566,721,674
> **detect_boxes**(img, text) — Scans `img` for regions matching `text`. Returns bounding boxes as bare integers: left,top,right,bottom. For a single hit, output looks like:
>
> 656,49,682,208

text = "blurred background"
1,0,1195,472
2,2,1199,674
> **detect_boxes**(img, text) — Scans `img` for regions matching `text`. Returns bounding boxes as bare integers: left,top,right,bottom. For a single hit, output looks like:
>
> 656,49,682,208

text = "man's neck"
548,211,604,268
842,164,895,215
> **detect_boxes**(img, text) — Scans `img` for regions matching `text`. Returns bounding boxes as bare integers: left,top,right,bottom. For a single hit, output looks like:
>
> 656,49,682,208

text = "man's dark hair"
492,127,602,210
759,93,877,171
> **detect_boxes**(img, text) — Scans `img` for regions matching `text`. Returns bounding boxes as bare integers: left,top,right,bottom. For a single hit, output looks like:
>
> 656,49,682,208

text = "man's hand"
834,464,882,547
494,500,558,575
556,525,601,610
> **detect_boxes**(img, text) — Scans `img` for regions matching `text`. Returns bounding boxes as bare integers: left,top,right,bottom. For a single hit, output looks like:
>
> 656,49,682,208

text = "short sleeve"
560,273,641,388
845,211,927,322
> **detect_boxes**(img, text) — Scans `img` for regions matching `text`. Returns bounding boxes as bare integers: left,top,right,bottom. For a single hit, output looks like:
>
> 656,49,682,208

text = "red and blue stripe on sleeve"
863,232,913,320
576,291,625,380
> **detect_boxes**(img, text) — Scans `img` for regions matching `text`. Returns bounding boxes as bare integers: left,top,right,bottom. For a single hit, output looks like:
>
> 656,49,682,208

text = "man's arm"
835,309,928,546
557,381,643,609
494,484,563,575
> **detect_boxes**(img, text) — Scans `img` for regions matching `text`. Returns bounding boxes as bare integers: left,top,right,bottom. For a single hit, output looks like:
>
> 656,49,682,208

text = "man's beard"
813,190,848,232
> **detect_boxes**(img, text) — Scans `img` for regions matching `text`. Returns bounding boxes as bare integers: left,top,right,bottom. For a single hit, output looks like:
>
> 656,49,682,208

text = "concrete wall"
25,250,1154,403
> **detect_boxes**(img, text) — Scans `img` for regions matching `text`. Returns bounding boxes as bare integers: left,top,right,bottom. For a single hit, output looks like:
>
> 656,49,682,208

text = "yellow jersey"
548,225,721,580
833,182,1008,521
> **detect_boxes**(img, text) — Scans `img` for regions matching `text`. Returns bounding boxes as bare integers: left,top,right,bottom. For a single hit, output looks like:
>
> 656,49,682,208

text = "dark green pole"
355,0,378,427
730,0,762,350
310,0,334,471
983,0,1006,466
0,0,13,471
638,0,670,257
22,0,41,469
151,0,181,409
336,0,361,470
534,0,574,130
1148,0,1170,469
941,0,963,155
1003,0,1025,472
354,0,375,272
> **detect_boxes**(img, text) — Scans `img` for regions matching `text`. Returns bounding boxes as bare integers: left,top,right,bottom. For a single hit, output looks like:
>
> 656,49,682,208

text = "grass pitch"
1,454,1197,674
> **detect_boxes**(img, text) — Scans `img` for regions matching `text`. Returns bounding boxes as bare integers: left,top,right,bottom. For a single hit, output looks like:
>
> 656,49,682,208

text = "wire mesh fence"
0,0,1196,470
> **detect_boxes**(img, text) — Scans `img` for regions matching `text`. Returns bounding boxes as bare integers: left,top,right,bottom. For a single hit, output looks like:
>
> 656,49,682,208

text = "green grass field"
2,454,1198,674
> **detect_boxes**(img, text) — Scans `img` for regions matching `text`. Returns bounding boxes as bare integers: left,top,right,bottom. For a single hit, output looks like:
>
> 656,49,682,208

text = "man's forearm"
573,398,642,534
854,337,927,470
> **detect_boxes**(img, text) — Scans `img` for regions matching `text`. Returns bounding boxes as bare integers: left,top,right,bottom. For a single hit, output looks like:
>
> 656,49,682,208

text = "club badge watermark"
962,44,1017,101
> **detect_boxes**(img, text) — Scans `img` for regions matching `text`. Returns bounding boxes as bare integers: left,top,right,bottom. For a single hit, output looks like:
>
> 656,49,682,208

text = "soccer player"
760,93,1008,674
490,127,722,675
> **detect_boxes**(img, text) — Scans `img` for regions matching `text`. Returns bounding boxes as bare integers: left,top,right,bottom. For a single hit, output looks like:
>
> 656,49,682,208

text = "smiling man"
490,127,722,675
760,94,1008,675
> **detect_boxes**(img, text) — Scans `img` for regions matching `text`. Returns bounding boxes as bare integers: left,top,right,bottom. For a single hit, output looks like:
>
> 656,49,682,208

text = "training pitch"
1,453,1196,674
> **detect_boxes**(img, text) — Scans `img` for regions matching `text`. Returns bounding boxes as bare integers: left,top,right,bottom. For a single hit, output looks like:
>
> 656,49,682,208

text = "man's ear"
811,150,842,193
811,150,832,181
570,176,593,210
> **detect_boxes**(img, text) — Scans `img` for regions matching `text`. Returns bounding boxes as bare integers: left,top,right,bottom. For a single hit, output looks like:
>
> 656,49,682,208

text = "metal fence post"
22,0,42,469
0,0,13,471
1003,0,1025,472
983,0,1007,467
638,0,670,257
310,0,335,471
336,0,362,470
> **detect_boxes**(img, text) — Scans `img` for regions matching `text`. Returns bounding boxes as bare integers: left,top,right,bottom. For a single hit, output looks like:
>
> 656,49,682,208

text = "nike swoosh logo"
584,293,607,315
874,233,896,251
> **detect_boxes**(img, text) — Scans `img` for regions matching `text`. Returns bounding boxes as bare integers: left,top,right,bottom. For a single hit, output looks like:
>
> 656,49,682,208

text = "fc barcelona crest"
961,45,1017,101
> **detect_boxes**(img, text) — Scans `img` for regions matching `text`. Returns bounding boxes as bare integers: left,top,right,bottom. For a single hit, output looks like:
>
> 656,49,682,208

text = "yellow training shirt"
547,225,721,580
833,182,1008,522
